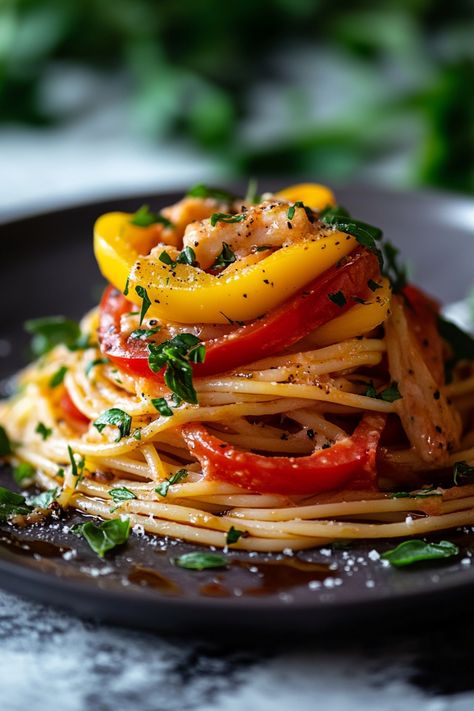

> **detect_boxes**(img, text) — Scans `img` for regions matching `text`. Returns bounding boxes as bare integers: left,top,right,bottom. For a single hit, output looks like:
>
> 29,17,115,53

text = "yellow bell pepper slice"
276,183,336,210
307,278,392,347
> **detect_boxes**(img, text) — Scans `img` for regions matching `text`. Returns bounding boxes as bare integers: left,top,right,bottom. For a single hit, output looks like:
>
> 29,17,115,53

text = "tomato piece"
403,284,444,385
60,390,89,427
181,413,386,495
99,248,380,380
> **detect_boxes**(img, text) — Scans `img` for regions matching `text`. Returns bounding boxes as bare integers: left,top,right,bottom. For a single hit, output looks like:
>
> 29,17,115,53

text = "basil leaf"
390,487,442,499
35,422,52,440
93,408,132,442
130,204,173,229
320,206,383,267
72,518,130,558
159,247,197,269
68,445,85,481
226,526,247,545
210,212,246,227
130,327,160,340
49,365,68,388
328,290,346,307
151,397,173,417
135,285,151,325
85,357,110,376
28,487,58,509
13,462,35,486
186,184,234,202
174,551,228,570
364,381,402,403
148,334,205,404
381,539,459,567
0,486,31,521
0,425,12,456
109,487,136,504
211,242,236,270
453,460,474,485
155,468,188,497
25,316,81,357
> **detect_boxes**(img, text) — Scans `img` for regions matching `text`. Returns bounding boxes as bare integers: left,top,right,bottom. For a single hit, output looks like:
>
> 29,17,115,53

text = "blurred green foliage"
0,0,473,192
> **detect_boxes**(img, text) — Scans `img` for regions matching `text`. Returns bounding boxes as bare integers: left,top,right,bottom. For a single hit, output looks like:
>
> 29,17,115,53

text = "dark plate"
1,184,474,634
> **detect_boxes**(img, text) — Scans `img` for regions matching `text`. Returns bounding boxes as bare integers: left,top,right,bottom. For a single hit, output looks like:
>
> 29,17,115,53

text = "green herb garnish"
35,422,52,440
71,518,130,558
129,327,160,340
28,487,58,509
67,445,85,486
155,469,188,497
226,526,247,545
159,246,197,268
151,397,174,417
0,426,12,456
85,357,110,376
148,333,205,404
453,460,474,485
328,290,346,307
186,184,234,202
25,316,82,357
210,212,246,227
174,551,228,570
211,242,236,270
0,486,31,521
320,205,383,267
364,381,402,403
93,408,132,442
130,204,173,229
390,486,442,499
135,285,151,325
381,539,459,567
245,178,260,204
49,365,68,388
13,462,35,486
109,487,137,507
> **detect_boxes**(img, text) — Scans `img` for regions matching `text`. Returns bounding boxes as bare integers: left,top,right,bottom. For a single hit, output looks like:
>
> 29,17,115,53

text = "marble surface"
1,93,474,711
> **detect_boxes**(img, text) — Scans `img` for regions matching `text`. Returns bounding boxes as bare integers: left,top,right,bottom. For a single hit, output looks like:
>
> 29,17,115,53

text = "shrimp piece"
385,295,461,464
182,200,330,270
159,196,230,248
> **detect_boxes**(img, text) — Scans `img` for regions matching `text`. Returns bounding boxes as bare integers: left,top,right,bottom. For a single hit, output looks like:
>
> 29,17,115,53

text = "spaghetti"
1,183,474,553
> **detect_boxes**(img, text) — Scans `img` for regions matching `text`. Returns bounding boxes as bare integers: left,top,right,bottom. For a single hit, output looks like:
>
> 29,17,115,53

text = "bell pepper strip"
305,277,391,348
181,412,386,495
95,210,358,324
276,183,336,211
99,248,381,379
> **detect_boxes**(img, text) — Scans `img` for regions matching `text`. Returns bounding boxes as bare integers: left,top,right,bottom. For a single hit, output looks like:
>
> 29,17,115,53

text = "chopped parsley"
130,204,173,229
390,486,442,499
13,462,35,486
68,445,85,485
49,365,68,388
210,212,246,227
226,526,247,545
155,469,188,497
186,184,235,202
381,539,459,567
109,487,137,512
151,397,174,417
320,205,383,267
453,460,474,486
364,381,402,402
148,333,205,404
328,290,347,307
159,246,197,268
71,518,130,558
287,201,314,222
35,422,52,440
0,425,12,456
0,486,31,521
93,408,132,442
211,242,237,270
134,285,151,325
174,551,228,570
24,316,82,357
129,327,160,340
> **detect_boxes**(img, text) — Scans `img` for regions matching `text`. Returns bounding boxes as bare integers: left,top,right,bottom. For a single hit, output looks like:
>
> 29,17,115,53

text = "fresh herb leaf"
383,242,407,293
123,276,130,296
320,206,383,266
13,462,35,486
130,327,160,340
211,242,236,270
245,178,260,204
226,526,247,545
159,247,197,268
364,381,402,402
94,408,132,442
67,445,85,482
186,184,234,202
0,425,12,456
210,212,246,227
133,429,142,440
49,365,68,388
381,539,459,567
390,486,442,499
130,204,173,229
35,422,52,440
25,316,81,357
148,334,205,404
155,469,188,497
174,551,228,570
71,518,130,558
0,486,31,521
85,357,110,376
109,487,137,505
28,487,58,509
328,290,346,307
368,279,382,291
453,460,474,485
135,285,151,325
151,397,174,417
287,201,314,221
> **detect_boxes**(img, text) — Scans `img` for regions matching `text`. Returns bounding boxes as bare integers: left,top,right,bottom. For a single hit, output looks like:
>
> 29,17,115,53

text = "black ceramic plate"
1,184,474,634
